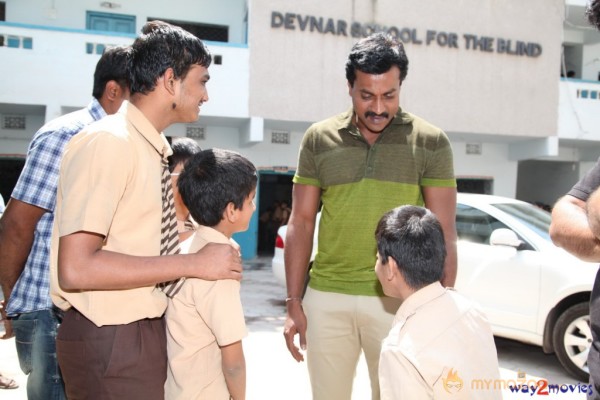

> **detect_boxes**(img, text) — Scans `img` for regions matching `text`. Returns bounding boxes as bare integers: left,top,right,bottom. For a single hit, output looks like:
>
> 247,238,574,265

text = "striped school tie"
157,158,185,297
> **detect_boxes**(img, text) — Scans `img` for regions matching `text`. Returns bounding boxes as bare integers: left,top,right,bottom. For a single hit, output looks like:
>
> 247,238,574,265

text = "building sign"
271,11,542,57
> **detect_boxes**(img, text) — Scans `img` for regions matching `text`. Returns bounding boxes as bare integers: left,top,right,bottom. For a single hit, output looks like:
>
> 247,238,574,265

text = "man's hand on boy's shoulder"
192,243,243,281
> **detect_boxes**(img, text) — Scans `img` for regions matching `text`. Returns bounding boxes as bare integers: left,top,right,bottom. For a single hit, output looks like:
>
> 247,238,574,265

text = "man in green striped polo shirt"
282,32,457,400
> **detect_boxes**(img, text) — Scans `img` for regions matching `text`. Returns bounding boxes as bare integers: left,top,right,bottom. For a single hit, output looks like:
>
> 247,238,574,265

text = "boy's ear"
224,202,237,223
104,80,120,101
162,67,176,95
386,256,400,281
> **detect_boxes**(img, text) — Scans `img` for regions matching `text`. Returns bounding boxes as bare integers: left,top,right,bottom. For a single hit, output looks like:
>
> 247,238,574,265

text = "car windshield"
492,203,552,242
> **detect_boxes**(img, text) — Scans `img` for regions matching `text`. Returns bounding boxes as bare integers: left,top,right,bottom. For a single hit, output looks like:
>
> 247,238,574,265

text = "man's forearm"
58,234,242,291
0,199,48,301
441,240,457,287
422,186,457,286
0,219,37,301
284,222,314,299
550,195,600,262
59,249,195,290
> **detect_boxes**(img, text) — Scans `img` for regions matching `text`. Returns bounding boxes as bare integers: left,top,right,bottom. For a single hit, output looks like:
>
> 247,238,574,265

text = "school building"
1,0,599,258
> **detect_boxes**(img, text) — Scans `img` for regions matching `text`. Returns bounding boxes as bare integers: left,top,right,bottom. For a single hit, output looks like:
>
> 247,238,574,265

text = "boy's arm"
221,340,246,400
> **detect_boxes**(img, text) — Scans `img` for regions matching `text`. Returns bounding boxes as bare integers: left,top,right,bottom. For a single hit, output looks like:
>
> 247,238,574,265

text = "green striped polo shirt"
293,107,456,296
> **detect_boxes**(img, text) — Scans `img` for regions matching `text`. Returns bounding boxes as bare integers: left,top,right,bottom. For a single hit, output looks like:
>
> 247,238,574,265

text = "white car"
272,213,320,287
272,193,598,381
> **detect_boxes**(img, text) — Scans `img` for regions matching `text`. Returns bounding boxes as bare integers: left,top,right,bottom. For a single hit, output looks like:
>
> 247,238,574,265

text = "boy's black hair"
167,137,202,172
178,148,257,227
375,205,446,289
129,20,212,95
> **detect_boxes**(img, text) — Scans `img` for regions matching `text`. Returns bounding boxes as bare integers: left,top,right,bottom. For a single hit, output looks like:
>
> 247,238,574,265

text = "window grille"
2,115,26,130
186,126,205,140
271,131,290,144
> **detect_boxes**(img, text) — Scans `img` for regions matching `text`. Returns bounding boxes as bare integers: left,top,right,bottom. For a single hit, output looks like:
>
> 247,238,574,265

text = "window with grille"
186,126,205,140
271,131,290,144
2,115,26,130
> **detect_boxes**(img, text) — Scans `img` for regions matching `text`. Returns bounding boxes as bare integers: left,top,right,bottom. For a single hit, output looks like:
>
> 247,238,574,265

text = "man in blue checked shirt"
0,45,130,400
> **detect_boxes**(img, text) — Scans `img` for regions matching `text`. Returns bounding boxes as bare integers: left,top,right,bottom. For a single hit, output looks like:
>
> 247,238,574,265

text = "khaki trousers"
303,287,401,400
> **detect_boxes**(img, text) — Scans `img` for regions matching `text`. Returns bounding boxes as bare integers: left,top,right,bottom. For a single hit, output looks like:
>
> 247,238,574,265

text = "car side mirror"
489,228,523,248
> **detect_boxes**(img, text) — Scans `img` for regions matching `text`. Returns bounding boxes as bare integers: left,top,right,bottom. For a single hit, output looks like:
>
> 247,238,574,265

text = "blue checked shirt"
6,99,107,316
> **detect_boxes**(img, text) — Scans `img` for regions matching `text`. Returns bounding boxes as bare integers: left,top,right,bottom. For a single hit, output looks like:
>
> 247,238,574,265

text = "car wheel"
552,302,591,382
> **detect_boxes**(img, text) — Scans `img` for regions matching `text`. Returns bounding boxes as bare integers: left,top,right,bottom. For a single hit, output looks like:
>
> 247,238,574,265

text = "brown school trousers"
56,308,167,400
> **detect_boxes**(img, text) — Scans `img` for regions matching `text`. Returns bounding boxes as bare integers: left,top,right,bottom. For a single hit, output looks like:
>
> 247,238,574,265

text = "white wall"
248,0,563,140
0,114,45,154
198,46,249,118
582,42,600,81
1,138,35,155
6,0,248,44
558,80,600,140
0,27,249,154
0,0,588,202
566,0,588,6
517,160,580,206
0,25,132,119
164,125,305,171
581,160,598,179
451,141,518,198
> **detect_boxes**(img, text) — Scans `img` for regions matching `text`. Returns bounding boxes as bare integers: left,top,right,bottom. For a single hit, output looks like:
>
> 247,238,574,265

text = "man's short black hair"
177,148,257,227
92,45,130,100
129,20,212,95
345,32,409,87
375,205,446,289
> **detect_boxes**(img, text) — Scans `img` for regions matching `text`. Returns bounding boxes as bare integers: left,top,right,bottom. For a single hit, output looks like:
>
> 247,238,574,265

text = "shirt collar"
119,100,172,158
185,225,241,252
393,282,448,327
87,98,107,122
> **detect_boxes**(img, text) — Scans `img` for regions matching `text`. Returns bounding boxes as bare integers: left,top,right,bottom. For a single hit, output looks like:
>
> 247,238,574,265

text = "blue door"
233,177,261,261
232,209,259,261
86,11,136,33
233,170,295,261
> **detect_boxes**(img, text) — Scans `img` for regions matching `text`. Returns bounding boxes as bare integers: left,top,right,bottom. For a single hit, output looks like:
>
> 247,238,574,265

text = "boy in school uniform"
165,148,257,400
374,205,501,400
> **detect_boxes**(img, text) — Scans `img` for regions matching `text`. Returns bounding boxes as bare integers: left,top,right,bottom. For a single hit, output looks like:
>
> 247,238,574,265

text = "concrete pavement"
0,336,25,399
242,258,587,399
0,257,588,399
